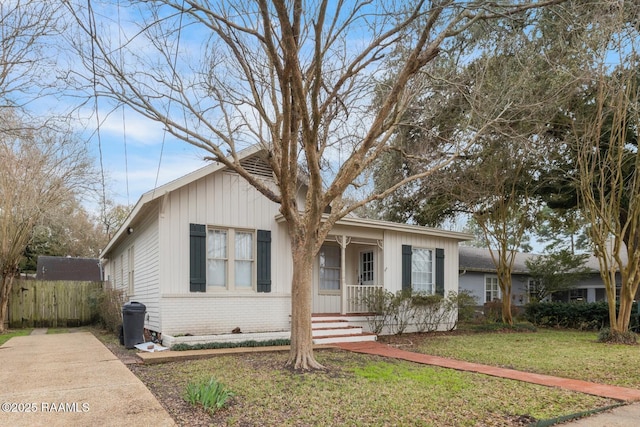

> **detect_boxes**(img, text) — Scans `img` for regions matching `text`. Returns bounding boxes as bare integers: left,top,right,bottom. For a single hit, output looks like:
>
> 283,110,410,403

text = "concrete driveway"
0,331,175,427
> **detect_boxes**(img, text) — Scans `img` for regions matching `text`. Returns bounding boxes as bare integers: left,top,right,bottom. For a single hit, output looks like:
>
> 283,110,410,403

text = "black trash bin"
122,302,146,349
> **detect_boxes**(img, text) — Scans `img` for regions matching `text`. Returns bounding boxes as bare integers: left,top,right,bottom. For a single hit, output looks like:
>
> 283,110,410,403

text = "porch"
313,233,386,315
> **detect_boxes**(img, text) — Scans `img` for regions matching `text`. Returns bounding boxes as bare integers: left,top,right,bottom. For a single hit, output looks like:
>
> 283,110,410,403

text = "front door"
359,250,375,285
313,244,342,313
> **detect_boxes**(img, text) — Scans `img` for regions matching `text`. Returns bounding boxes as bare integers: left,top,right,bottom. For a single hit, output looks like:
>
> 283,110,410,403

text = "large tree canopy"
369,1,639,326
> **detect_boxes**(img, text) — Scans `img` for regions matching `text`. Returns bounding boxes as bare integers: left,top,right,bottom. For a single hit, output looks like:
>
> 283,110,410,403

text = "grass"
0,329,31,345
131,340,619,426
411,328,640,388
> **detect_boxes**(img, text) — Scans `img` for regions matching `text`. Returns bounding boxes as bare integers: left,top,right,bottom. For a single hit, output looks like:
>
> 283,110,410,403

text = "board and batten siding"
159,171,289,296
382,230,460,295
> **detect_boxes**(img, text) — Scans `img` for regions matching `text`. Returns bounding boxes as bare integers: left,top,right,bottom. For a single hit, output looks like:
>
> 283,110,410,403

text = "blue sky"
83,104,211,208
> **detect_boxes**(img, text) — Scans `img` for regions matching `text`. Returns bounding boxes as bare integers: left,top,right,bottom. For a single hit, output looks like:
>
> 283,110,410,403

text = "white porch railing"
346,284,384,313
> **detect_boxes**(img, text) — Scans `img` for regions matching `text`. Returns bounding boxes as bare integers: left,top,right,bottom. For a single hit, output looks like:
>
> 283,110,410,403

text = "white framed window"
412,248,434,294
207,228,255,289
528,278,539,302
235,231,254,288
485,275,500,303
319,245,341,292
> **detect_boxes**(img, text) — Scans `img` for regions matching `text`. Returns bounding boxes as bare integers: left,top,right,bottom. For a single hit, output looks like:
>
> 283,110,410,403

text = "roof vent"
238,154,273,179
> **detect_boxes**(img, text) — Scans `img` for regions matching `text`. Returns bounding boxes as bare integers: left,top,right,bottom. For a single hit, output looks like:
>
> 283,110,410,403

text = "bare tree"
65,0,565,369
0,111,95,332
0,1,65,111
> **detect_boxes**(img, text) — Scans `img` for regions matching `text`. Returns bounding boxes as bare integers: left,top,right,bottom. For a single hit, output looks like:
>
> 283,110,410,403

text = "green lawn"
411,329,640,388
0,329,31,345
129,329,626,426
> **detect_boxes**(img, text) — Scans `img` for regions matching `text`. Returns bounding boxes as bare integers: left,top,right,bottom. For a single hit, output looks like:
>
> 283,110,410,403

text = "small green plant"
184,377,234,414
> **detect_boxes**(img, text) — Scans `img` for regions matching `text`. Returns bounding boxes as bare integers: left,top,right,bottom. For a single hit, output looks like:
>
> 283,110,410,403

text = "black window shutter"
189,224,206,292
401,245,412,292
257,230,271,293
435,248,445,296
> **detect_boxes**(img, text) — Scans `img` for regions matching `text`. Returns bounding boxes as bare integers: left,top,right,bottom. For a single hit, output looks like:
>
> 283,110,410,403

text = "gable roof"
459,246,604,275
458,246,536,275
36,256,102,281
101,145,267,257
101,144,472,257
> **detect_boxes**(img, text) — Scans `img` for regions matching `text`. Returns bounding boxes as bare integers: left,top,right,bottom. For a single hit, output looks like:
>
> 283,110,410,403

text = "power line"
153,1,186,198
87,0,107,217
117,0,130,206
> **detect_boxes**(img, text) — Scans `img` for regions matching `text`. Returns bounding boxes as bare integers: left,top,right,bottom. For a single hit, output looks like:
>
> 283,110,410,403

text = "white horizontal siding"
130,206,161,332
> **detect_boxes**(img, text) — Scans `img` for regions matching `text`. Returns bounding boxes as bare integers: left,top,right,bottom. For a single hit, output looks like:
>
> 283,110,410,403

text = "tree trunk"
286,235,324,370
496,265,513,325
617,297,632,332
0,273,15,333
615,278,635,333
500,284,513,325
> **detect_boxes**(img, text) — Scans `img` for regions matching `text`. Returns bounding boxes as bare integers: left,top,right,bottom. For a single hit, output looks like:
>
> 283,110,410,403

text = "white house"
101,147,471,346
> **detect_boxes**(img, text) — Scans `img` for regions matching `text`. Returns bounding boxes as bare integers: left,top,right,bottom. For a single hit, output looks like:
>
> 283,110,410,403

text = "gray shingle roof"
458,246,536,274
36,256,102,281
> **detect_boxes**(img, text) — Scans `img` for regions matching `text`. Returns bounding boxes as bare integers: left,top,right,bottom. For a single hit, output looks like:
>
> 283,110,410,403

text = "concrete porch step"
311,314,376,345
311,320,350,329
313,326,364,337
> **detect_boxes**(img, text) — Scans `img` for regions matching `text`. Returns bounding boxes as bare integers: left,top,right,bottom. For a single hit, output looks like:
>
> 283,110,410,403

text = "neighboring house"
458,246,611,310
100,146,471,346
36,256,102,282
549,256,610,304
458,246,535,309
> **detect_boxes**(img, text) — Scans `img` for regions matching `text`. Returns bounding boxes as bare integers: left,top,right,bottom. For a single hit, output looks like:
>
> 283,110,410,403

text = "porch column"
338,235,348,315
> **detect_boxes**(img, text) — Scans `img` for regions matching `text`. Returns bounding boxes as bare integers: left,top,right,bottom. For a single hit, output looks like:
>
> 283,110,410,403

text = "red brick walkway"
335,341,640,402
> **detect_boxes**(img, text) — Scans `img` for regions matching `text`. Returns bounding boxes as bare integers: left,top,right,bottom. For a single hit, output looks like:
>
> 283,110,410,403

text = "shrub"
524,301,611,330
364,290,468,335
390,290,416,335
90,286,124,334
362,288,395,334
483,300,503,323
412,293,444,333
455,290,478,324
185,377,234,414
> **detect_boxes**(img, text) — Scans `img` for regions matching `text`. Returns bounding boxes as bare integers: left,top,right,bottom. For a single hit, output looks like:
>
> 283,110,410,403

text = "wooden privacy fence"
9,280,103,328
